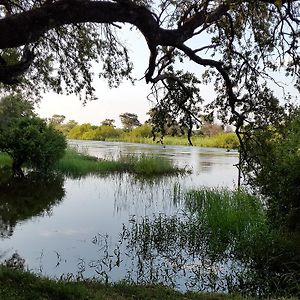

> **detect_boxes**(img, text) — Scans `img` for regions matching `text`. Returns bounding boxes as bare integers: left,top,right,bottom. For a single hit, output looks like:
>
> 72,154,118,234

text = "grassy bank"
0,266,264,300
107,132,239,149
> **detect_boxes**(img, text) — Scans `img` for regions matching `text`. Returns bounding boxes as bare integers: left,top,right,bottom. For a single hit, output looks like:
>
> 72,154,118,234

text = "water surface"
0,141,239,289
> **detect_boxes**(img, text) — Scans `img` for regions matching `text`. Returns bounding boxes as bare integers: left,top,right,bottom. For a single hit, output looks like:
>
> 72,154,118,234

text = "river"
0,140,239,290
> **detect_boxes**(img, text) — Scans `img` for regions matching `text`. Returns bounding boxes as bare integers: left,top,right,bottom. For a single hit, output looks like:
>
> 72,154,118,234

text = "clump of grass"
132,155,182,176
54,148,185,177
185,189,266,239
53,148,129,177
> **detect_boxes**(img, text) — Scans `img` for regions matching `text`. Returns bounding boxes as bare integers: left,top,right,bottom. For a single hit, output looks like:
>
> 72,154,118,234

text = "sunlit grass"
109,132,239,149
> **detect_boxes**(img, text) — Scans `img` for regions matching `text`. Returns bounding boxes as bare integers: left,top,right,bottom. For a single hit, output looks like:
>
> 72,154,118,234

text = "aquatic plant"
53,148,185,178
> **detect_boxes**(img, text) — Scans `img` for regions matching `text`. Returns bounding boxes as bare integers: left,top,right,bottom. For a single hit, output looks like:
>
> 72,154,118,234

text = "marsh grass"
185,189,267,249
54,148,184,177
131,154,182,176
122,188,300,297
53,148,129,176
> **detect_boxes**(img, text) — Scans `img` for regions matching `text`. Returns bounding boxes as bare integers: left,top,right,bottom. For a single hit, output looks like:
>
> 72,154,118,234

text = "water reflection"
0,141,241,292
0,172,65,238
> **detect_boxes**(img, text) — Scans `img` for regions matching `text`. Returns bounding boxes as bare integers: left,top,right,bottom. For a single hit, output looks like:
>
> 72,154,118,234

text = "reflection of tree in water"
0,172,65,238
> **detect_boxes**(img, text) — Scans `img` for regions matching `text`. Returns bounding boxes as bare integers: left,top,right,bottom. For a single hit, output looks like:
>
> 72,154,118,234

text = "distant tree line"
48,111,231,142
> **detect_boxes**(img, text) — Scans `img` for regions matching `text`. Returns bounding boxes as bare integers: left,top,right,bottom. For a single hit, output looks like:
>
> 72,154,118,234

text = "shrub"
1,117,66,176
244,112,300,231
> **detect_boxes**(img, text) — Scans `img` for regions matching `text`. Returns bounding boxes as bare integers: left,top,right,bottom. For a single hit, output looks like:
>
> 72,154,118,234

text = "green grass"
123,188,300,297
108,133,239,149
185,189,266,240
53,148,185,177
0,149,185,177
53,148,130,176
0,265,265,300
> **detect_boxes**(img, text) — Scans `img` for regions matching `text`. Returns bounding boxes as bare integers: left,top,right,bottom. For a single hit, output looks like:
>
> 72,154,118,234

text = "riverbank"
0,266,265,300
68,133,239,149
116,133,239,149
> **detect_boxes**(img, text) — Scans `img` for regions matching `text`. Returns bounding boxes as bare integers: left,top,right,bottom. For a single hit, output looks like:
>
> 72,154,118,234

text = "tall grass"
185,189,266,239
53,148,129,177
124,188,299,297
185,188,269,256
132,155,181,176
54,148,184,177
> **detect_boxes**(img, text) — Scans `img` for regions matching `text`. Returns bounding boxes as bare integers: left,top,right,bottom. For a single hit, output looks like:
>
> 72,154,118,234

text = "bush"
244,112,300,231
1,117,66,176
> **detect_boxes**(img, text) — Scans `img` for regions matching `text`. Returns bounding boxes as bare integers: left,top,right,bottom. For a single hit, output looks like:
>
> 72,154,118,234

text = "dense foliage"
243,111,300,231
0,95,66,176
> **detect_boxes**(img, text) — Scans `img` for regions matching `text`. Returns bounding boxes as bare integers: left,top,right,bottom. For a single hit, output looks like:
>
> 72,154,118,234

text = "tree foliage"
0,0,299,132
101,119,115,127
242,111,300,231
119,112,141,131
0,95,66,176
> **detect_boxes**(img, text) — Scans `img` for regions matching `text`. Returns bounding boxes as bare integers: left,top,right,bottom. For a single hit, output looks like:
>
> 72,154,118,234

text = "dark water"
0,141,240,290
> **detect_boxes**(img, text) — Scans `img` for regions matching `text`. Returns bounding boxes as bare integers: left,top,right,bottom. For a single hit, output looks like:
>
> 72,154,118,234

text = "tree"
119,112,141,131
58,119,78,135
0,94,35,128
48,114,66,126
101,119,115,127
0,1,299,133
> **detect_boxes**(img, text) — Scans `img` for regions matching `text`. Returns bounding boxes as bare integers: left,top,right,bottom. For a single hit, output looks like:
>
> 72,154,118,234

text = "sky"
35,27,152,128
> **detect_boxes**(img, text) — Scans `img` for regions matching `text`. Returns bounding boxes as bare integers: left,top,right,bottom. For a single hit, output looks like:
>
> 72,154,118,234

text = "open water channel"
0,140,240,291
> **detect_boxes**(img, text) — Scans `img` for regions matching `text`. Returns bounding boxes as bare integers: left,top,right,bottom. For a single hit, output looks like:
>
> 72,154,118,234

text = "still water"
0,141,239,290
